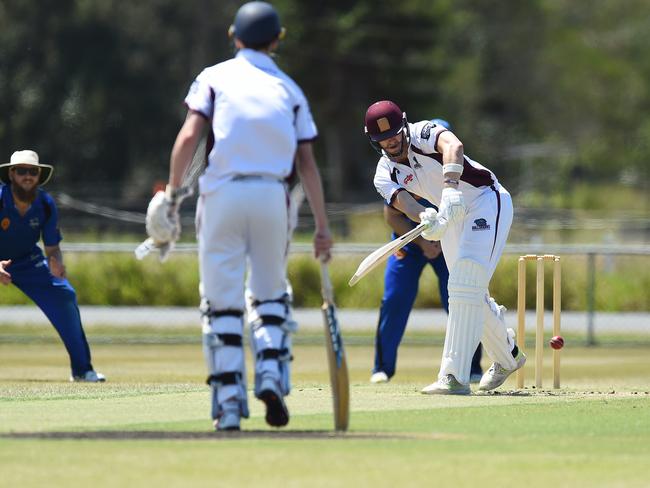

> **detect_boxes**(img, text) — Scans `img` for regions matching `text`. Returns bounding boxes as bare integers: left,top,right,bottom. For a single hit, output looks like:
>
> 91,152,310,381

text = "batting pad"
439,258,488,385
481,296,517,370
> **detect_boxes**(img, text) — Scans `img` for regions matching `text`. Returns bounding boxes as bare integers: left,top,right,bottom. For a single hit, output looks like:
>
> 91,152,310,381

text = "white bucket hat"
0,150,54,185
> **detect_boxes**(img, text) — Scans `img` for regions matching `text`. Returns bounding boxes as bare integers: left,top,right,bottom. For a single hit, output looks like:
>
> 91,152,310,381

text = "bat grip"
320,260,335,303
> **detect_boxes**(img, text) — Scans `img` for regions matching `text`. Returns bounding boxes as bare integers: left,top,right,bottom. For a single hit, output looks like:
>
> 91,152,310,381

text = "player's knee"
448,258,489,305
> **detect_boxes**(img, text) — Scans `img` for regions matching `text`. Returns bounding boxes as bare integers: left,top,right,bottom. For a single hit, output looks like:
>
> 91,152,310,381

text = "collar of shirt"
236,48,279,75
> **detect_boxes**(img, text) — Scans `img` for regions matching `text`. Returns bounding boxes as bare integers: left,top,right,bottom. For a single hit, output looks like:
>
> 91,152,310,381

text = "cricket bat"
320,260,350,431
348,222,428,286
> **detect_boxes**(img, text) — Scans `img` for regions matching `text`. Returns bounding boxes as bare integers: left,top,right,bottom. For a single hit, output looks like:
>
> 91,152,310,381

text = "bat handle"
320,259,335,304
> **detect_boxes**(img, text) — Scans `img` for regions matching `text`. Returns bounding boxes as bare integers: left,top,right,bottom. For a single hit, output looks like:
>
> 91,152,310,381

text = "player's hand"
145,188,181,245
0,259,12,285
439,186,465,224
419,239,442,260
314,228,333,263
48,256,67,279
419,208,448,241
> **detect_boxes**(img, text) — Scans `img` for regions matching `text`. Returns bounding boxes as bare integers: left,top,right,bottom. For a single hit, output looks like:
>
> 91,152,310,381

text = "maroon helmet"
364,100,410,160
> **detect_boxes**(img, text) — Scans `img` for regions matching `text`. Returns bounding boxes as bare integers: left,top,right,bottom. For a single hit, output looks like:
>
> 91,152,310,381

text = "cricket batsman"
364,100,526,394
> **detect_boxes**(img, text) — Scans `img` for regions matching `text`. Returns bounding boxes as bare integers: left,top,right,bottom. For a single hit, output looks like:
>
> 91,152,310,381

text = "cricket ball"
549,335,564,350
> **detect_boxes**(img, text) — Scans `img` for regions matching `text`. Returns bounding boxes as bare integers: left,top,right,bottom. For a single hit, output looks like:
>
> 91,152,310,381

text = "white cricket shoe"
70,370,106,383
421,374,471,395
370,371,389,384
214,402,241,431
478,351,527,391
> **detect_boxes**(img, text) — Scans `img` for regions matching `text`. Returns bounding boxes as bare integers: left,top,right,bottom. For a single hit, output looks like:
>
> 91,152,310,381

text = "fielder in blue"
0,150,105,382
371,119,482,384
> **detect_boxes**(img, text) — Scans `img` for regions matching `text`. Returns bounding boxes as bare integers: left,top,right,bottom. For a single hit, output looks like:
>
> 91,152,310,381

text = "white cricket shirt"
374,120,504,209
185,48,318,194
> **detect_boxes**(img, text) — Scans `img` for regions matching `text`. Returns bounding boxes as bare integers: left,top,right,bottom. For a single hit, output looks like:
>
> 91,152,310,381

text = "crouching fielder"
145,1,332,430
364,100,526,395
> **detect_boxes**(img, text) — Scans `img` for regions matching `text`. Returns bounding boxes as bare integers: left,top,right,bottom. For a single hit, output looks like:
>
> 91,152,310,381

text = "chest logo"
412,156,422,169
472,218,491,231
1,217,9,231
29,218,40,229
404,174,414,185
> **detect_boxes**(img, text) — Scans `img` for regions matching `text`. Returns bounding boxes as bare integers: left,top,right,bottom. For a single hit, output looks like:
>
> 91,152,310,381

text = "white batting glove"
419,208,448,241
145,187,181,245
438,186,466,224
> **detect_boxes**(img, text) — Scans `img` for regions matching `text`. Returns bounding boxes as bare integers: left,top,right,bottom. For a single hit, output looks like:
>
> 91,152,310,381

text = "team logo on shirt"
404,174,414,185
420,123,433,140
1,217,9,231
472,218,491,231
29,218,39,229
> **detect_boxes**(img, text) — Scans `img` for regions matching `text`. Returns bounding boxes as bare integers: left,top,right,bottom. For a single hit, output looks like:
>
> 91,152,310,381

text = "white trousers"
438,186,517,383
197,178,290,315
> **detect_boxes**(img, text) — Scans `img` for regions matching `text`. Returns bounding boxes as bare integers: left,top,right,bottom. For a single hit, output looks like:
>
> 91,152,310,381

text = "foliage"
0,252,647,311
0,0,648,206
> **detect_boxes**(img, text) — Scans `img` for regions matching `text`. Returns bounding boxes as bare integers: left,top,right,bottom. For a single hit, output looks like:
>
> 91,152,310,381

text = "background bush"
1,253,647,311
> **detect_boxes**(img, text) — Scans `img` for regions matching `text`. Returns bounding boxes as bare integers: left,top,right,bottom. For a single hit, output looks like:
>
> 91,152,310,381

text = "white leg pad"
481,295,517,370
248,297,295,397
439,258,488,385
202,313,249,419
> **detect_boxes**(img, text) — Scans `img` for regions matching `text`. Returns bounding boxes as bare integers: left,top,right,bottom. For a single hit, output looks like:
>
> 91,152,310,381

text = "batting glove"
145,186,181,245
419,208,448,241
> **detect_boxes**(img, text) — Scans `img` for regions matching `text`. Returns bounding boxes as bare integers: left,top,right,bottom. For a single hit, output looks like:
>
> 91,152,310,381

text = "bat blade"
320,262,350,431
348,222,428,286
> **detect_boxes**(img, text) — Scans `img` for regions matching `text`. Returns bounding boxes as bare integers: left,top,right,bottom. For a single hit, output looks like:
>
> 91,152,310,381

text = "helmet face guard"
364,101,410,161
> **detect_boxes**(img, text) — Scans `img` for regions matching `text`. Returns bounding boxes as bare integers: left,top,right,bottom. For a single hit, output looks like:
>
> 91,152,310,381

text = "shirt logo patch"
413,156,422,169
420,123,433,140
1,217,9,231
472,218,491,231
29,218,40,229
404,174,414,185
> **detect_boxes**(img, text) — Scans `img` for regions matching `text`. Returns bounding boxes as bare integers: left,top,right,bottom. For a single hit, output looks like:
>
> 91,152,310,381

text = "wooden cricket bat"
348,222,428,286
320,261,350,431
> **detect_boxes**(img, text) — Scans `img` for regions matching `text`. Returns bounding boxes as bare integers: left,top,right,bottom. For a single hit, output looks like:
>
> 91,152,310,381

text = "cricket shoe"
370,371,389,384
70,370,106,383
257,376,289,428
478,350,527,391
214,402,241,432
421,374,471,395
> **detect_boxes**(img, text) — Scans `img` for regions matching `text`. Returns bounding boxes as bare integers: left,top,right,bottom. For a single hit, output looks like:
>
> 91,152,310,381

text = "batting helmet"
229,2,285,48
364,100,410,159
431,118,452,131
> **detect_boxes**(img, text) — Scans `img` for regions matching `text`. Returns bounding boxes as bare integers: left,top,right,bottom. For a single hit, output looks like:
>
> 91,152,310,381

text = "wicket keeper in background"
144,1,332,430
371,118,483,385
365,101,525,395
0,150,105,382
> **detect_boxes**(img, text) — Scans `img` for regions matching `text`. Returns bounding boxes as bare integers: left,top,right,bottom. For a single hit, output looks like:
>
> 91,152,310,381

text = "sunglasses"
12,167,40,176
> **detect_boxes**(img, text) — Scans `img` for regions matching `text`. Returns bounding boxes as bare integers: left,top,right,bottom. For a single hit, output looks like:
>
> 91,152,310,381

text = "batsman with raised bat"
362,100,526,395
145,1,332,431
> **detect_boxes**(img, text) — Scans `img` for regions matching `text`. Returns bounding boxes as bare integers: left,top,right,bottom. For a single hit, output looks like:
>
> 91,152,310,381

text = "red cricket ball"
549,335,564,350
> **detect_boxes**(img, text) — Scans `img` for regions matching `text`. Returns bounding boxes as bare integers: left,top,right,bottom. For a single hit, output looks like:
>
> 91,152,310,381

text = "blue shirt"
0,184,62,261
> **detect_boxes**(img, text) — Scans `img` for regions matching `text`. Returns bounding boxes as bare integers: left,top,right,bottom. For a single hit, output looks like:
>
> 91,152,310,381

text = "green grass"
1,326,649,487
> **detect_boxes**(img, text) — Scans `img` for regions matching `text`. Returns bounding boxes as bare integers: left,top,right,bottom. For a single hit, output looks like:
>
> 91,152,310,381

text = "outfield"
1,327,649,487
